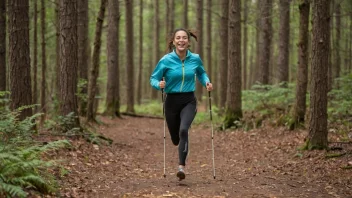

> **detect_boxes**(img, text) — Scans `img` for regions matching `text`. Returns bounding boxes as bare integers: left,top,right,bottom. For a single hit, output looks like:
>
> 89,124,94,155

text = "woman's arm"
195,55,210,86
150,58,165,90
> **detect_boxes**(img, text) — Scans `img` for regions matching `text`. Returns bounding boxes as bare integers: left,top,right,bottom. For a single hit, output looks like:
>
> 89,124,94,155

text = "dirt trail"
55,116,351,198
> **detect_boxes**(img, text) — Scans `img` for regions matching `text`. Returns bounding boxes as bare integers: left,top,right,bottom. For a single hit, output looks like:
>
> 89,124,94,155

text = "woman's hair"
166,28,198,53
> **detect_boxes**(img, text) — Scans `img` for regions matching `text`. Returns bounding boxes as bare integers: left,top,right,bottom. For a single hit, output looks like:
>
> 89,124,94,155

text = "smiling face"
173,30,190,53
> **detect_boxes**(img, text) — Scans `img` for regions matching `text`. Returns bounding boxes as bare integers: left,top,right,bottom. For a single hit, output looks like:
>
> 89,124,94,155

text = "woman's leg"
165,110,180,146
178,101,197,166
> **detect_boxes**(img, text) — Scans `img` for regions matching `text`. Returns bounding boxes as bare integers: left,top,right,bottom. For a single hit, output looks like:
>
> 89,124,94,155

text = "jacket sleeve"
150,58,165,90
195,55,210,86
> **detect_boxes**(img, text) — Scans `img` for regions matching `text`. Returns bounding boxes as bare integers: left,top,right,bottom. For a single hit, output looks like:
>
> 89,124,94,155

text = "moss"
223,109,242,129
301,139,328,150
325,153,346,159
104,100,120,118
288,115,305,131
341,166,352,170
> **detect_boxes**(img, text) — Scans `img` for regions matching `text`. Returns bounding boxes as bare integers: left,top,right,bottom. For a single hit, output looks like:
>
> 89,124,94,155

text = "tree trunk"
328,0,334,91
166,0,169,39
307,0,330,150
151,0,159,100
292,0,310,129
0,0,5,93
59,0,79,127
253,0,261,87
40,0,47,125
8,0,33,120
213,36,219,106
147,1,154,98
125,0,135,113
206,0,212,83
183,0,188,28
224,0,242,129
219,0,229,112
195,0,203,102
77,0,89,115
350,14,352,73
344,19,349,75
33,0,38,110
257,0,273,85
87,0,107,122
248,31,255,89
242,0,248,90
55,0,61,100
277,0,290,85
137,0,143,105
105,0,121,117
334,3,340,88
169,0,175,32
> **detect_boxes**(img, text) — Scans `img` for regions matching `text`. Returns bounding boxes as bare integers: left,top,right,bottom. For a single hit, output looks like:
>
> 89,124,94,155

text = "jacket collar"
171,49,191,60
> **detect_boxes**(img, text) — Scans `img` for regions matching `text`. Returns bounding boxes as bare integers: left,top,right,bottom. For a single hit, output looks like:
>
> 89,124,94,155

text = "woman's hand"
159,79,166,89
206,82,213,91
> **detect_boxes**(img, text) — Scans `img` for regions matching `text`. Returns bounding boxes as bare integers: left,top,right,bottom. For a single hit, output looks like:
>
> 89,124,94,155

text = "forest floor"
33,112,351,198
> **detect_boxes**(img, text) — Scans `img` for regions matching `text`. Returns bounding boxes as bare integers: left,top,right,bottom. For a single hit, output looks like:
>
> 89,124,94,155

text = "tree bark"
195,0,204,102
137,0,143,105
169,0,175,32
151,0,159,100
224,0,242,129
219,0,229,112
59,0,79,127
0,0,5,93
248,31,255,89
77,0,89,115
8,0,33,120
206,0,212,83
307,0,330,150
327,0,334,91
183,0,188,28
105,0,121,117
166,0,169,40
292,0,310,128
257,0,272,85
87,0,107,122
277,0,290,85
242,0,248,90
55,0,61,100
33,0,38,110
350,14,352,73
40,0,47,125
125,0,135,113
252,0,261,87
334,3,341,88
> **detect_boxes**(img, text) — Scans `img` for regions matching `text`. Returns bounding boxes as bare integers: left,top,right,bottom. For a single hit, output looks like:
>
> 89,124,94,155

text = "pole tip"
163,174,166,178
213,176,216,179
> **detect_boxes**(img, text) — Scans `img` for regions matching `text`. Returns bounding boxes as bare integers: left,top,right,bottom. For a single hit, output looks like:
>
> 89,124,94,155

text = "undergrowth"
0,101,71,197
132,73,351,135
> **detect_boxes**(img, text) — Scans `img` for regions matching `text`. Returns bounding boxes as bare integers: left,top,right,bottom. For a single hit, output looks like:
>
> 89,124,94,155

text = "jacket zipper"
180,60,185,92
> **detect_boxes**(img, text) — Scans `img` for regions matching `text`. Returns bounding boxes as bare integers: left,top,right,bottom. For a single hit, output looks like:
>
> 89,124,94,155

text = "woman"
150,28,213,180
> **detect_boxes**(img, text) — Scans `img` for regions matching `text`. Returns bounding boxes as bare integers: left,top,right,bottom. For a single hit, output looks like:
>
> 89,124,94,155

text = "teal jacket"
150,50,210,94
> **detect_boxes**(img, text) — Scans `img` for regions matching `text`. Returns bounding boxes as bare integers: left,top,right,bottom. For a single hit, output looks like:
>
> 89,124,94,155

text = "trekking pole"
208,91,216,179
162,78,166,178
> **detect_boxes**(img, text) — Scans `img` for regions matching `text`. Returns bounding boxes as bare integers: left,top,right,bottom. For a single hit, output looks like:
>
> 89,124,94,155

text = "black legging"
164,92,197,166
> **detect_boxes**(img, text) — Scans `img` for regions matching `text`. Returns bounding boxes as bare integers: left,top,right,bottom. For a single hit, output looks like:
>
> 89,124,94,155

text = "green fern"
0,181,27,198
0,140,70,196
44,112,80,133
